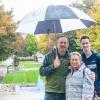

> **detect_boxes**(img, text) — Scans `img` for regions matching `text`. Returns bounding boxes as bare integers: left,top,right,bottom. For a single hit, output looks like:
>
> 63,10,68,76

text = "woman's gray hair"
70,51,82,61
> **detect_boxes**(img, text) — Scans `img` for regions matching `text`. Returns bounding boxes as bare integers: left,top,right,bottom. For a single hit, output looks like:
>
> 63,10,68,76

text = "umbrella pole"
55,47,58,58
52,20,58,58
53,21,58,58
53,45,58,57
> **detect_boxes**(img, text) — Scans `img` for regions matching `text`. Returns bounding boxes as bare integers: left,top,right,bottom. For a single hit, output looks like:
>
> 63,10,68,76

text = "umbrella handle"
54,46,58,58
56,47,58,57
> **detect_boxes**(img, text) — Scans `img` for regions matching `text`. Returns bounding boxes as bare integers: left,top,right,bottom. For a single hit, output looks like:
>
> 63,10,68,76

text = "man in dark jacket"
80,35,100,98
40,36,70,100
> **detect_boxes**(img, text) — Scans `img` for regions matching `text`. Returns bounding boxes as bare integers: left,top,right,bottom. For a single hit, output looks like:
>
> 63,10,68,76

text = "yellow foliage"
0,26,7,35
76,3,100,52
0,15,11,26
0,5,15,36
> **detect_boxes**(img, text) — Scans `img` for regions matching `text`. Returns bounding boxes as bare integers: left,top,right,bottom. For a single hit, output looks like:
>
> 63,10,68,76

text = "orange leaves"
12,34,25,52
0,5,16,36
37,34,56,53
0,26,7,35
76,31,84,39
0,15,11,25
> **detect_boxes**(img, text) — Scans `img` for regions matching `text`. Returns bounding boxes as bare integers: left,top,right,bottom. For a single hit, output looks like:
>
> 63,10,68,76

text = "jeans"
44,92,65,100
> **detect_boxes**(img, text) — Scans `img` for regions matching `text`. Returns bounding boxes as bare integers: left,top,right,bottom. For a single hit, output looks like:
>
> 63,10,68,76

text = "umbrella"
16,4,95,34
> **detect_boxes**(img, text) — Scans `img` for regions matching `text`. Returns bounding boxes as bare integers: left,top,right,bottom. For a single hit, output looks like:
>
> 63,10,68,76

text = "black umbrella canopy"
34,20,62,34
45,5,78,20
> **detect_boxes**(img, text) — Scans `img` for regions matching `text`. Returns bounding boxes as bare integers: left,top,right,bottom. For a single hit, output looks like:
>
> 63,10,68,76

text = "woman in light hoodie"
66,52,94,100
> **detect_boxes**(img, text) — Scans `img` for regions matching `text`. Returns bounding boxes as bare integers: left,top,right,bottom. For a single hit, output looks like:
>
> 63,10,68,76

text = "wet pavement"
0,91,44,100
0,84,44,100
0,62,45,100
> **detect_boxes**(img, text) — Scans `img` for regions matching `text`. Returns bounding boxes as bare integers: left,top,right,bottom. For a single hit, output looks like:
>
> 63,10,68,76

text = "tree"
72,0,100,52
0,4,16,60
24,34,38,56
85,2,100,52
37,34,49,54
64,31,79,52
12,34,25,52
71,0,96,13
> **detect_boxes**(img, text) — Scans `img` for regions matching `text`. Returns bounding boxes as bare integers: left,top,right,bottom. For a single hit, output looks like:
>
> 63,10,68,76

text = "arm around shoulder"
84,68,95,82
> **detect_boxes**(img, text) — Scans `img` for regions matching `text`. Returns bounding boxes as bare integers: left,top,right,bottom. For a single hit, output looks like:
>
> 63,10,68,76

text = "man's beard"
59,47,66,56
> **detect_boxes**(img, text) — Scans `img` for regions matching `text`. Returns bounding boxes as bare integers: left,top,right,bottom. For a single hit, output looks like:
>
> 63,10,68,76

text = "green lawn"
3,70,39,84
20,61,41,68
1,61,43,84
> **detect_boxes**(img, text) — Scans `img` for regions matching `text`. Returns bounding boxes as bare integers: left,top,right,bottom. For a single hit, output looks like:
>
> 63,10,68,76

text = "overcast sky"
1,0,82,22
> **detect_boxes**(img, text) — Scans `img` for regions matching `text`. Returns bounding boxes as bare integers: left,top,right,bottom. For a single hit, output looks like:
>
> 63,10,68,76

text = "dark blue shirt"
81,51,100,93
82,51,97,73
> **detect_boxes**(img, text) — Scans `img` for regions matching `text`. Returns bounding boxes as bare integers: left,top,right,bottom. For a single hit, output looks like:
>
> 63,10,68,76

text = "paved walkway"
0,84,45,100
0,91,44,100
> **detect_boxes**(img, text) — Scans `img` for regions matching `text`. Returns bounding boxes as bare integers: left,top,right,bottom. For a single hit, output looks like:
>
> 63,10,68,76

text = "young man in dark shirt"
80,35,100,99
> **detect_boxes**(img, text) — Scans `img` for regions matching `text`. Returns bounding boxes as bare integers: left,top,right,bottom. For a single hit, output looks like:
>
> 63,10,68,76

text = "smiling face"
81,38,91,52
57,37,69,56
70,53,82,70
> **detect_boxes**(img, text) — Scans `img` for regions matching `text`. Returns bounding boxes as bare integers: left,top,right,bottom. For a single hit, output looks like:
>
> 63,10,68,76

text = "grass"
2,70,39,84
1,61,42,84
20,61,41,68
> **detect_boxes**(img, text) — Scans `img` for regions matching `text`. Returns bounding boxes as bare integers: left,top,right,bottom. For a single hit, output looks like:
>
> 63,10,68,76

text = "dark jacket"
40,49,70,93
81,51,100,94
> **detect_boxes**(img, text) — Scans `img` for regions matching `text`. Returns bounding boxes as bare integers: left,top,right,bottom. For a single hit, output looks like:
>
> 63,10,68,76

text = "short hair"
56,34,69,41
80,35,90,42
57,35,69,45
70,51,82,61
56,34,66,39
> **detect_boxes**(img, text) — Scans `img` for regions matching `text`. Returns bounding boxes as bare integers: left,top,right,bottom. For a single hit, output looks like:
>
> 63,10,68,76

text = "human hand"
95,95,100,100
53,56,60,69
88,72,95,81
